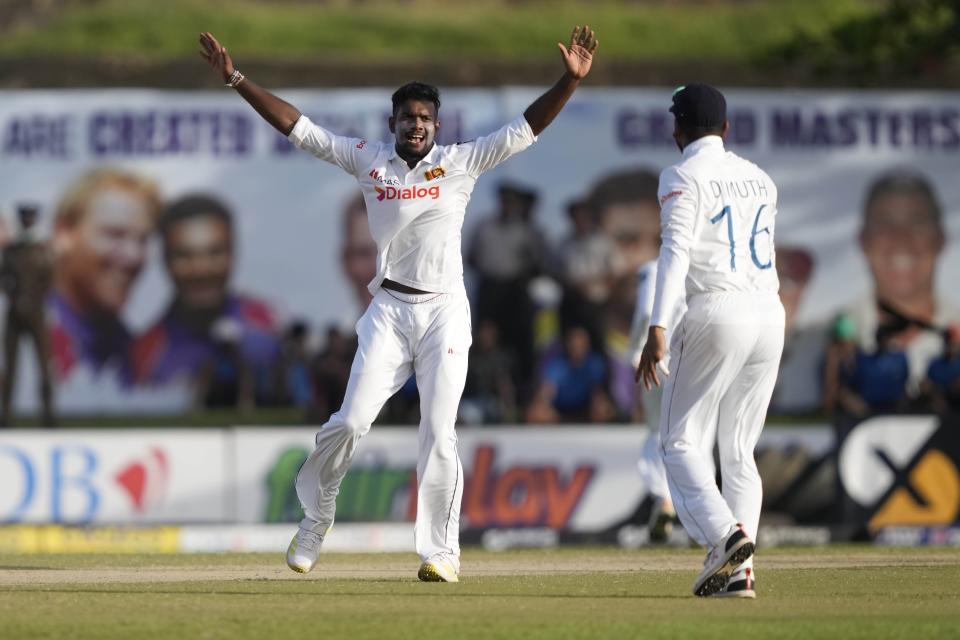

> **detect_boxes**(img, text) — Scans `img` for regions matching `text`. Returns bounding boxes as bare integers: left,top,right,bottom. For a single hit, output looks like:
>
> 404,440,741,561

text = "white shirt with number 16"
650,135,780,329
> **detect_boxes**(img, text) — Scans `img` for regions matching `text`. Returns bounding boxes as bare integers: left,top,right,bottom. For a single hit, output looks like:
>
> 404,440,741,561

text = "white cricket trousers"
660,291,784,550
295,288,472,562
638,383,715,502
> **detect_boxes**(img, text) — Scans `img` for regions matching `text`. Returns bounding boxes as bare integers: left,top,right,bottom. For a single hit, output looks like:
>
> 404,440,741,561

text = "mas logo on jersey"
374,185,441,202
368,169,401,187
839,415,960,530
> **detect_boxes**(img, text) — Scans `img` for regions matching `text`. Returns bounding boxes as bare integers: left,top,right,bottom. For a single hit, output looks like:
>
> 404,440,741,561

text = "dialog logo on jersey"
839,416,960,529
374,185,441,202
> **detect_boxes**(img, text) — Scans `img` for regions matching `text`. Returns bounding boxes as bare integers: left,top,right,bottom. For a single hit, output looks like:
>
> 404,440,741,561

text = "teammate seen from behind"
637,84,785,599
200,26,598,582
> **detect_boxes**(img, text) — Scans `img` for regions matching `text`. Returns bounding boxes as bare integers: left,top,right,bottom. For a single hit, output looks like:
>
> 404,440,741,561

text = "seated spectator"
310,326,353,421
526,326,612,423
280,320,314,410
460,320,517,424
824,313,911,418
822,314,862,417
924,325,960,413
195,317,255,413
850,329,910,415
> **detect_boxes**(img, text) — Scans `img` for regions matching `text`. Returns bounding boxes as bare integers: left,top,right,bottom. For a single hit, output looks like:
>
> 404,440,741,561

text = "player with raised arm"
636,84,784,598
200,27,598,582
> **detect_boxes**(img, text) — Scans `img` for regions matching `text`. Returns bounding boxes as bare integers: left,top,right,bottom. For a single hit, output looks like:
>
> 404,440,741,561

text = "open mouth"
406,132,425,145
888,252,916,273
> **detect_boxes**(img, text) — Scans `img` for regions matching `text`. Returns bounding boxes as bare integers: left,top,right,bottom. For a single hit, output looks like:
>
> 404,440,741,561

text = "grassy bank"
0,0,879,63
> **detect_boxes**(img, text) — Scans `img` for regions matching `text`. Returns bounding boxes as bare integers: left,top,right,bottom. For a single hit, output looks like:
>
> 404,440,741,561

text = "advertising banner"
235,426,645,532
3,419,958,539
0,89,958,413
235,424,836,531
0,430,227,524
839,414,960,529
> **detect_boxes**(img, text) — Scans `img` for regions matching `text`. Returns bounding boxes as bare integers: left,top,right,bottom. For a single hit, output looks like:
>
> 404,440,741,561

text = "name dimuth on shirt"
709,178,769,199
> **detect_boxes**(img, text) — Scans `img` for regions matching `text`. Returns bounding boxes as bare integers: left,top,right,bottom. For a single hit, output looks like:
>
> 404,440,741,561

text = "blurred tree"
766,0,960,82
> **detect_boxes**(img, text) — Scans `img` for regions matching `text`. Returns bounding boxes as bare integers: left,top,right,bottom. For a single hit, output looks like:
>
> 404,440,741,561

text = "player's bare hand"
636,326,669,391
558,25,598,80
199,31,234,82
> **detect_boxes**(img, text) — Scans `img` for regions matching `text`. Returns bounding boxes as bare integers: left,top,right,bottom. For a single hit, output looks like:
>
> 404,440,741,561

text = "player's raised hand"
558,25,598,80
636,326,670,391
199,31,234,83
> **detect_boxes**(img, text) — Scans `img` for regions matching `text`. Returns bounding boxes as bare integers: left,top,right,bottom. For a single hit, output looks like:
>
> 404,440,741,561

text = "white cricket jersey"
650,135,780,328
288,114,537,295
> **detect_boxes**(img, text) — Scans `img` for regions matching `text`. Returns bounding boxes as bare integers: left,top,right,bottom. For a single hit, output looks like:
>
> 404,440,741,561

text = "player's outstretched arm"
523,25,598,136
199,32,302,136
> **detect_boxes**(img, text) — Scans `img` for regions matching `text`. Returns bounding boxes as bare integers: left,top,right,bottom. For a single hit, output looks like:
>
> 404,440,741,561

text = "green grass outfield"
1,546,958,639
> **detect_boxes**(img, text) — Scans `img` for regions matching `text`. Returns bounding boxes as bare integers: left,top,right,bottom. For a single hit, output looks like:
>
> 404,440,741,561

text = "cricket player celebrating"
200,27,598,582
637,84,784,598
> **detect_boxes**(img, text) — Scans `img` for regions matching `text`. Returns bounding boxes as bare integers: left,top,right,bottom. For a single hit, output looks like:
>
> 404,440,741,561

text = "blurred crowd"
350,167,959,426
0,165,957,426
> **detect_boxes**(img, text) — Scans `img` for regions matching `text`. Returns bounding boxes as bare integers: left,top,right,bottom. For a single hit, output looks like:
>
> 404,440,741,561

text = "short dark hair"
676,122,725,141
391,82,441,116
160,194,233,239
863,170,942,230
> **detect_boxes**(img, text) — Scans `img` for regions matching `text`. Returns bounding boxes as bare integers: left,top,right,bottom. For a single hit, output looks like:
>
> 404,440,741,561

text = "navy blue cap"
669,84,727,129
16,203,39,219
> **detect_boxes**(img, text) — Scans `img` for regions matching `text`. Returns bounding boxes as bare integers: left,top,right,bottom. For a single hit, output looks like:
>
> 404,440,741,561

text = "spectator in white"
468,181,550,390
558,197,619,353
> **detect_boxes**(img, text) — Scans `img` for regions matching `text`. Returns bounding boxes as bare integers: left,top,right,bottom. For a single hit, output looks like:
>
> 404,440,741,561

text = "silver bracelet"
225,70,245,88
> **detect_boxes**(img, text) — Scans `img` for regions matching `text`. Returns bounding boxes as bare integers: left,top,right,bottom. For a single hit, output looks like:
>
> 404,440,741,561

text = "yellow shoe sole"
418,561,459,583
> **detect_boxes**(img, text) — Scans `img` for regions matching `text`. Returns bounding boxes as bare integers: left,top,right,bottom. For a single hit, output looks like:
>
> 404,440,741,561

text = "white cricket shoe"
417,554,460,583
711,568,756,599
286,527,323,574
692,524,754,597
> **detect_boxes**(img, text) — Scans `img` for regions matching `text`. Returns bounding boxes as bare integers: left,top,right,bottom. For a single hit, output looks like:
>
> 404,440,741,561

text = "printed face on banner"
0,89,957,417
860,189,945,305
164,214,234,313
55,186,156,315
